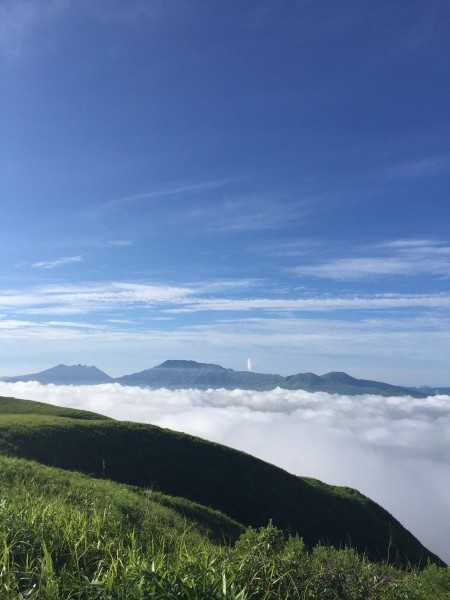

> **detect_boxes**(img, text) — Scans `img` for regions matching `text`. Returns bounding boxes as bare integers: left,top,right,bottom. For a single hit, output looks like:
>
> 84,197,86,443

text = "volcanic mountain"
1,360,428,396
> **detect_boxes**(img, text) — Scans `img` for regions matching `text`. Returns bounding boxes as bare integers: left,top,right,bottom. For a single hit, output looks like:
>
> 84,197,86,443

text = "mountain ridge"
0,360,432,396
2,363,113,385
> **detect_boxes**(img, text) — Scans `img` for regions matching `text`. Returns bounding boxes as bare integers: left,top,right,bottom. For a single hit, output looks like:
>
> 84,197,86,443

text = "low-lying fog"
1,382,448,564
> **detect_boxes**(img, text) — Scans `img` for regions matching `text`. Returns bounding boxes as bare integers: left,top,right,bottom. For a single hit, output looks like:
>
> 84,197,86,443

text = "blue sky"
0,0,449,384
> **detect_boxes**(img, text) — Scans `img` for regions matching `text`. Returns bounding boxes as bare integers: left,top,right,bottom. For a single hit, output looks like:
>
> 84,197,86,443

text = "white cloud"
91,240,132,248
0,382,449,563
380,239,444,249
168,293,450,313
0,282,194,314
5,279,448,321
0,319,43,330
294,239,450,280
31,256,83,269
2,280,450,325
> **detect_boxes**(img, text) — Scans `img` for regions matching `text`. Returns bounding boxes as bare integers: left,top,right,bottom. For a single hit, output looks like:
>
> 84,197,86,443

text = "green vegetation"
0,395,448,597
0,395,109,420
0,399,440,567
0,456,449,599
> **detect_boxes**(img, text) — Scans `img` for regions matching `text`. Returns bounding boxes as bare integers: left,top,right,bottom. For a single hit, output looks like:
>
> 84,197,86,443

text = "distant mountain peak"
52,364,99,371
1,364,113,385
322,371,355,382
156,360,225,370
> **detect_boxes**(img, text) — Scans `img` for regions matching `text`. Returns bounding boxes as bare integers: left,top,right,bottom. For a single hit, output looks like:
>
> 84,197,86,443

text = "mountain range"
0,360,433,397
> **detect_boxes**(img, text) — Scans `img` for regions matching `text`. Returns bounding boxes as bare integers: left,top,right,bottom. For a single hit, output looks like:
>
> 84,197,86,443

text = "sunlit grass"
0,401,441,569
0,456,449,599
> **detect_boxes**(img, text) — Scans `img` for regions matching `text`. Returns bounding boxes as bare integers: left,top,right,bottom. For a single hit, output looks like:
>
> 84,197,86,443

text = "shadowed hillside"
0,395,443,568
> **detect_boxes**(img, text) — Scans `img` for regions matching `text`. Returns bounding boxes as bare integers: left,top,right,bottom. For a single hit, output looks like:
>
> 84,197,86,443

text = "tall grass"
0,456,449,599
0,403,442,568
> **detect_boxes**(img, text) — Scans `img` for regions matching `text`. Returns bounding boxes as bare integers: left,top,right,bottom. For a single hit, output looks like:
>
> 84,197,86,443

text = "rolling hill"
0,394,443,568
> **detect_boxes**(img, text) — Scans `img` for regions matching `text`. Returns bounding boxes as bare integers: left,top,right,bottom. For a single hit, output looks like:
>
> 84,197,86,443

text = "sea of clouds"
0,381,449,563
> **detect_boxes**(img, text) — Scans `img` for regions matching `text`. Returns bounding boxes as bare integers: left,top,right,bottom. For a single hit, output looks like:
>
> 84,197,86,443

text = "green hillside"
0,395,110,420
1,454,449,599
0,454,242,544
0,395,442,569
0,454,245,598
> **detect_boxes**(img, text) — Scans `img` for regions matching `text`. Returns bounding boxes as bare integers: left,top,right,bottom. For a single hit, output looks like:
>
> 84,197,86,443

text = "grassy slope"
0,454,246,599
0,396,443,568
0,453,242,543
2,454,449,599
0,395,110,420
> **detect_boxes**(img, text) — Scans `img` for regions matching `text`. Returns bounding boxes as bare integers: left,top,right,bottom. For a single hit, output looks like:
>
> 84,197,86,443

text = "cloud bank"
0,382,449,563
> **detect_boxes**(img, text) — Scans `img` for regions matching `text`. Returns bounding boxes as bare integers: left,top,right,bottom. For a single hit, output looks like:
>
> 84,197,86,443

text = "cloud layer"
2,280,450,315
294,239,450,280
0,382,449,563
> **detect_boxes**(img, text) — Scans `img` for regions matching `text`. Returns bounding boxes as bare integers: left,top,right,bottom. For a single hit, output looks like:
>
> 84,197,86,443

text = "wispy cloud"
386,154,450,179
90,240,132,248
0,318,42,330
31,256,83,269
0,282,194,315
89,180,312,235
294,239,450,281
2,279,450,318
105,318,138,324
44,320,105,329
0,0,67,59
183,194,318,234
167,293,450,313
92,179,236,218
